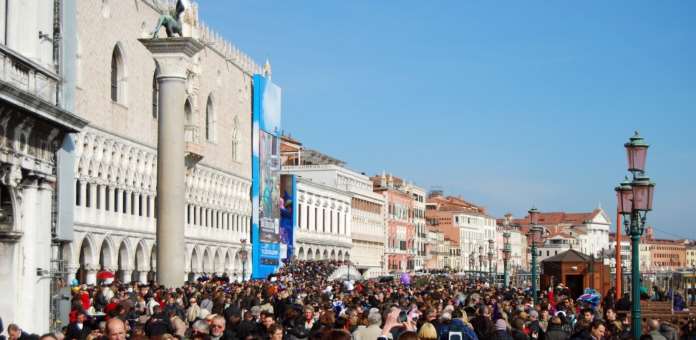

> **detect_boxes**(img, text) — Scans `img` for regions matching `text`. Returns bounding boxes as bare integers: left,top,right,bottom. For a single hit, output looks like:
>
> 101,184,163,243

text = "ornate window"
152,66,159,118
231,116,239,161
205,95,215,142
110,44,126,104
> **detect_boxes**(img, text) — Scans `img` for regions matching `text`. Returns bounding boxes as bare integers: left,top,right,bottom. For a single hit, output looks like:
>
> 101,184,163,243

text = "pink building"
372,173,418,271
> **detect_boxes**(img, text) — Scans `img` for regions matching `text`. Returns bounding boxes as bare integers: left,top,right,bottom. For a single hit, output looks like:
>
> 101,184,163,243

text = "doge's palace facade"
65,0,260,285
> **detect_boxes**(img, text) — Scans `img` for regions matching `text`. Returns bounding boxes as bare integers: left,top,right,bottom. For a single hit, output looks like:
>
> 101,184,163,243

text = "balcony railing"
0,44,59,104
185,124,204,164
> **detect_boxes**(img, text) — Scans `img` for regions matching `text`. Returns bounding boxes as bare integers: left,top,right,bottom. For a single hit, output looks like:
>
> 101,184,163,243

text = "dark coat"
544,324,570,340
511,329,528,340
491,330,514,340
65,322,92,340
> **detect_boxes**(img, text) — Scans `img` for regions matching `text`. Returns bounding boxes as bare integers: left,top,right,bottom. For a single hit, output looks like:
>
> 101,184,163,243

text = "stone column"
115,188,121,213
78,179,87,206
85,265,98,285
121,268,132,283
124,190,131,215
138,270,149,284
140,38,203,288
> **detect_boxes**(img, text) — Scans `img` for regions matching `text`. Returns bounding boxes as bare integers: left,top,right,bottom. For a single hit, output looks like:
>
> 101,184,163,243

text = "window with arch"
110,44,126,104
231,116,239,161
152,66,160,118
205,95,216,142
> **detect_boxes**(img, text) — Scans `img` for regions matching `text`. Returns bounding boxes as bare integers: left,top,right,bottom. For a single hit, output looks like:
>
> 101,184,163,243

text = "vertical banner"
279,174,296,261
252,74,282,279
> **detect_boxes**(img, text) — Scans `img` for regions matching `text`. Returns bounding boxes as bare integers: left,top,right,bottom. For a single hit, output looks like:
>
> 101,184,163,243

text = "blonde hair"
417,322,438,340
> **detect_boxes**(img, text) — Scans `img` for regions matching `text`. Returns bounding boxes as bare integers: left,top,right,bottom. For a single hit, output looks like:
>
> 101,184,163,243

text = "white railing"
0,44,58,104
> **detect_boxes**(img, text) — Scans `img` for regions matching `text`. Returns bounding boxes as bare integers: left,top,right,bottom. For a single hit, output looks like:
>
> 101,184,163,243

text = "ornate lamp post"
503,231,511,288
488,239,495,284
528,207,543,305
616,131,655,339
469,251,475,280
239,238,249,282
478,245,484,279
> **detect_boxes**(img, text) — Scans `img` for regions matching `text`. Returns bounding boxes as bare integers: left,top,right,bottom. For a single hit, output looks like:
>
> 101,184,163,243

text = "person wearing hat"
491,319,513,340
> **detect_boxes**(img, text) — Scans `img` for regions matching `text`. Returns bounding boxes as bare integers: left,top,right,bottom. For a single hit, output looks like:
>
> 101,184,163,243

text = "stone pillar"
97,184,105,210
124,190,131,215
121,268,132,283
140,38,203,288
115,188,121,213
85,265,98,285
138,270,149,284
106,186,113,212
78,179,87,206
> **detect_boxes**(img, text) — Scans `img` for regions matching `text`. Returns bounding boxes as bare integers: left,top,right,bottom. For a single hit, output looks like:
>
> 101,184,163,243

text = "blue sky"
201,1,696,239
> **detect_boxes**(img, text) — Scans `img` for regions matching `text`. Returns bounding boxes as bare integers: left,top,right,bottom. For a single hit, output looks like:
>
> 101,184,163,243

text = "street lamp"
488,239,495,284
478,245,484,280
617,131,655,339
239,238,249,282
469,251,475,280
529,207,543,305
503,231,511,288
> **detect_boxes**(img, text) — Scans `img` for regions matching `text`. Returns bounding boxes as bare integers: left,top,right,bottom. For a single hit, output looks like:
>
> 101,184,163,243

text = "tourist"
647,319,667,340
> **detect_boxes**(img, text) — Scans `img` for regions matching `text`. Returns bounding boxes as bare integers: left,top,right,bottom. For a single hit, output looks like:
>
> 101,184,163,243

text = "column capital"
139,38,204,79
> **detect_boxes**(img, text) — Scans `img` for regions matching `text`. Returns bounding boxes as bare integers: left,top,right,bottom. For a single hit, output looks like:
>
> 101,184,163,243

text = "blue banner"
251,74,282,279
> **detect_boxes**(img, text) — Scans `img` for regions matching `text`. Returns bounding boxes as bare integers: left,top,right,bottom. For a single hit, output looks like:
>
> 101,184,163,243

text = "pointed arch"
298,247,305,261
78,233,97,268
213,247,223,274
191,247,201,273
135,240,149,271
202,247,212,274
152,63,160,118
205,94,216,142
110,42,127,104
117,239,132,281
224,249,232,274
99,235,117,270
231,115,239,161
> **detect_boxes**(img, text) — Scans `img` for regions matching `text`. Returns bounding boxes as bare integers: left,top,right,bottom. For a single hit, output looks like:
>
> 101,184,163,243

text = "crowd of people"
2,259,696,340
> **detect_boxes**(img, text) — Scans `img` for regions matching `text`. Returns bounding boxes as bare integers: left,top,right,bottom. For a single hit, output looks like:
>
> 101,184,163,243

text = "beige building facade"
66,0,259,285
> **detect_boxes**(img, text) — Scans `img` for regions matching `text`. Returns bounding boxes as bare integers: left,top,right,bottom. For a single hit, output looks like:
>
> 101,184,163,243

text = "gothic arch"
213,247,223,274
298,247,305,260
202,247,212,274
77,233,97,268
190,247,201,273
99,235,117,270
135,240,149,272
205,93,216,142
322,249,328,260
224,249,232,274
117,239,132,281
110,42,127,104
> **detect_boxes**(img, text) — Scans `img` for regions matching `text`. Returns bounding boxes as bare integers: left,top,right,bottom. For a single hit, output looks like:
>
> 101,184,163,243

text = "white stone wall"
67,127,252,283
457,212,496,271
75,0,253,177
69,0,258,283
294,179,352,262
282,165,386,269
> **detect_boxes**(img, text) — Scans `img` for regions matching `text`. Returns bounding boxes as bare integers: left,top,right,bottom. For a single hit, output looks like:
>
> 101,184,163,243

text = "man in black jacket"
65,311,92,340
